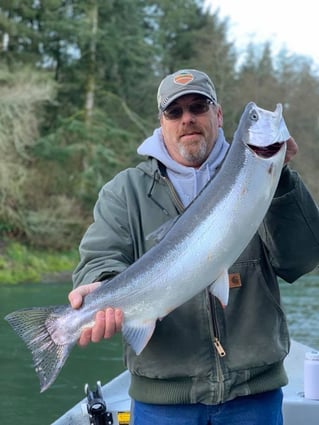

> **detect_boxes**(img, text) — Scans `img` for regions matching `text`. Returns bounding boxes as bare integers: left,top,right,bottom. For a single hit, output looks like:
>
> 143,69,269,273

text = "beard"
177,137,209,166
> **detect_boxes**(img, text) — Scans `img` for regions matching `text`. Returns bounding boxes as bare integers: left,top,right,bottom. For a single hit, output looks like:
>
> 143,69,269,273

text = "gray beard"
178,140,209,166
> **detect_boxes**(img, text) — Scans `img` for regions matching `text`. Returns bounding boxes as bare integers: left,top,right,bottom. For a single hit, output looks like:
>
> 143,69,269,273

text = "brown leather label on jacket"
229,273,242,288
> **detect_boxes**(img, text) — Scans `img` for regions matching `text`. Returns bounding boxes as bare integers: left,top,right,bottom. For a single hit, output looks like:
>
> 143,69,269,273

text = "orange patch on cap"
174,73,194,85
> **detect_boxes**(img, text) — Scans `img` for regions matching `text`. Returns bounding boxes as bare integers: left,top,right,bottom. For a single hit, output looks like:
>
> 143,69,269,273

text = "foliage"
234,44,319,200
0,0,318,252
0,240,78,284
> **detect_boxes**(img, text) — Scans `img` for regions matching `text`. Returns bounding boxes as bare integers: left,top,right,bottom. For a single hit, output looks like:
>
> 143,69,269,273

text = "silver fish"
5,102,289,392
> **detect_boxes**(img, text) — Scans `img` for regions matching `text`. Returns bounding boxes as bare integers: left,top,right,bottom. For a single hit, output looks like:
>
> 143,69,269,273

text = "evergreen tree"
0,0,318,248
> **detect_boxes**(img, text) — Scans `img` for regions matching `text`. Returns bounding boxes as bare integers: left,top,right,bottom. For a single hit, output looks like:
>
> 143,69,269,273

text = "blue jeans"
132,389,283,425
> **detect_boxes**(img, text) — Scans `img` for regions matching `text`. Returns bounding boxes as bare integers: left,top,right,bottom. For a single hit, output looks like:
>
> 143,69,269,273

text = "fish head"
236,101,289,159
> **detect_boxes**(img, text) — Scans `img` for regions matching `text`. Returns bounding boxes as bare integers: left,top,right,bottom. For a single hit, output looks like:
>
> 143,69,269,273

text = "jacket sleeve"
72,178,133,288
259,165,319,282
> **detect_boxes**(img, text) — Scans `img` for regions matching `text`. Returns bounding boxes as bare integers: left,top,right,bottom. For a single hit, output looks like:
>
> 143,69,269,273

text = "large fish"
5,102,289,393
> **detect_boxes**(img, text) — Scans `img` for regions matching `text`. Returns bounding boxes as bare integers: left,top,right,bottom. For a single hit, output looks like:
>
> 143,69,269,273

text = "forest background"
0,0,318,282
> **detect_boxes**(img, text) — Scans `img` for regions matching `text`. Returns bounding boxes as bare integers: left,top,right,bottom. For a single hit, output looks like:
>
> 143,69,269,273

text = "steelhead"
5,102,290,392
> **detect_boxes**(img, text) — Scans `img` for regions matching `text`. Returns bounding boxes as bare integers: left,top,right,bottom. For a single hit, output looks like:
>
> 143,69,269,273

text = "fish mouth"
247,142,284,158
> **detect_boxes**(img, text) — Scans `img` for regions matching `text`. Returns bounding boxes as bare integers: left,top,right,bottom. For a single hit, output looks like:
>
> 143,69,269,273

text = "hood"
137,128,229,207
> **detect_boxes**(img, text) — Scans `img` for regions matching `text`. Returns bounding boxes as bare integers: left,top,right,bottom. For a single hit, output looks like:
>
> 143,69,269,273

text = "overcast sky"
205,0,319,66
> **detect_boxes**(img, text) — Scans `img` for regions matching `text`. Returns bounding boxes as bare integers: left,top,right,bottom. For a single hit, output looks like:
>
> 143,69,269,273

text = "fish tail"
5,306,75,392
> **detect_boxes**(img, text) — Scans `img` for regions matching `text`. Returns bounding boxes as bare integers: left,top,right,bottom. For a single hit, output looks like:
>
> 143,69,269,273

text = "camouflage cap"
157,69,217,111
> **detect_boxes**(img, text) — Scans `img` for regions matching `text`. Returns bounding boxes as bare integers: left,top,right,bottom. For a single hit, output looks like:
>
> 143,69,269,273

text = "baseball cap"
157,69,217,112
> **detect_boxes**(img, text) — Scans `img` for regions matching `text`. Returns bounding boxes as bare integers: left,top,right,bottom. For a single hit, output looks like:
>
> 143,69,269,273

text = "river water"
1,274,318,424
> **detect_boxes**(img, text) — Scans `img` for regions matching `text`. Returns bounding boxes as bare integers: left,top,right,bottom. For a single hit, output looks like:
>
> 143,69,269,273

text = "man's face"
160,94,223,167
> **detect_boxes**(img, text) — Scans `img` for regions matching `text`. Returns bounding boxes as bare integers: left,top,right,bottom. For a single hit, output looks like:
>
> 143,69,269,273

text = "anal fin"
122,320,156,355
209,270,229,307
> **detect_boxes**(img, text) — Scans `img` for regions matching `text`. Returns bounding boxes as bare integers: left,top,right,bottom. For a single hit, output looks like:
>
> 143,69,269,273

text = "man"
70,69,319,424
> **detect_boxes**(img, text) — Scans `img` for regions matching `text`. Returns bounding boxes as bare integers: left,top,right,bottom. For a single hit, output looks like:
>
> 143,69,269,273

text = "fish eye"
249,110,259,121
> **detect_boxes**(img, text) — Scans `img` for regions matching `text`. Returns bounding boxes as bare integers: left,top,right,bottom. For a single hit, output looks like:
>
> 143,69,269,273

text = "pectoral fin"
209,270,229,307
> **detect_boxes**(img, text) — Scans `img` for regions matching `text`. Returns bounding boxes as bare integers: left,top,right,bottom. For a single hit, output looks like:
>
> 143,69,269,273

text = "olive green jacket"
73,159,319,404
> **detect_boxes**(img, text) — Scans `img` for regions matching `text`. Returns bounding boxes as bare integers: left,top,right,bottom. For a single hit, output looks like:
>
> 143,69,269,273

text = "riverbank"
0,240,78,284
1,239,318,286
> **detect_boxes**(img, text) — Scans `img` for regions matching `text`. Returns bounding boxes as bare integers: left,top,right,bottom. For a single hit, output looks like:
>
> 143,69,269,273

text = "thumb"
68,282,101,309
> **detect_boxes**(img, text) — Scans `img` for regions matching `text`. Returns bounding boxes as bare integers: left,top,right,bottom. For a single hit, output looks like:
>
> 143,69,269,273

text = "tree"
278,58,319,201
0,0,318,250
0,67,84,248
236,42,279,108
190,11,238,139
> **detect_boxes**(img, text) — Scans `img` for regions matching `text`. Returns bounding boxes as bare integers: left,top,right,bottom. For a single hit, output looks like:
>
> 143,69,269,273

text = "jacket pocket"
224,258,290,371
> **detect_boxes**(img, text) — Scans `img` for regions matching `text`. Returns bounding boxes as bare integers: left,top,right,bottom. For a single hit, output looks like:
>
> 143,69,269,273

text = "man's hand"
284,137,299,164
68,282,123,347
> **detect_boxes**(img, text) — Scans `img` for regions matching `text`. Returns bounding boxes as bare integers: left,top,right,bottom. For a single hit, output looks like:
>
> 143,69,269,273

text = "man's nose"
181,108,196,123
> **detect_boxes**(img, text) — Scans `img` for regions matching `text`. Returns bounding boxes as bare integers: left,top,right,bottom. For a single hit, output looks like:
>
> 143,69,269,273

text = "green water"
0,275,318,424
0,282,125,424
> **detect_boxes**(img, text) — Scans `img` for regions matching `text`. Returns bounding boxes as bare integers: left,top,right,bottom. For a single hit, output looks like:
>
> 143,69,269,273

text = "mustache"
179,126,202,137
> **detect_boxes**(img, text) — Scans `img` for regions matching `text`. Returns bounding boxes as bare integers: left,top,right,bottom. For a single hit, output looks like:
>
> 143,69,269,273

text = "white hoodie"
137,127,229,207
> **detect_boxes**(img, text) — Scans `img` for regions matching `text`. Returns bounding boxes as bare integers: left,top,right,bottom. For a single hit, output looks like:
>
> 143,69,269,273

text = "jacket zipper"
214,337,226,357
207,291,226,402
211,296,226,358
161,175,185,214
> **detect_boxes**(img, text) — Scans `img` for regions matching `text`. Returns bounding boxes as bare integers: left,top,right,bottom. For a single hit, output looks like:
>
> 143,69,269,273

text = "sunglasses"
163,98,214,120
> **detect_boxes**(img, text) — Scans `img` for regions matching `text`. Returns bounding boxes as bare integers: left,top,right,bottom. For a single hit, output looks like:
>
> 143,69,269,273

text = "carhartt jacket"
73,158,319,404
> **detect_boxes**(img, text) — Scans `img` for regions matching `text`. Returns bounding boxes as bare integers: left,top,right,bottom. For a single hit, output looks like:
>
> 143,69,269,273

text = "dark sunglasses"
163,98,214,120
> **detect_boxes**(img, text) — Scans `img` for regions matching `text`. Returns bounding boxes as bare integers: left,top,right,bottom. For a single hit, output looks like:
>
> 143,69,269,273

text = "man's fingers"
114,308,124,333
77,308,123,347
284,137,299,164
104,308,119,338
92,310,106,342
68,291,83,309
68,282,102,309
78,328,93,347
